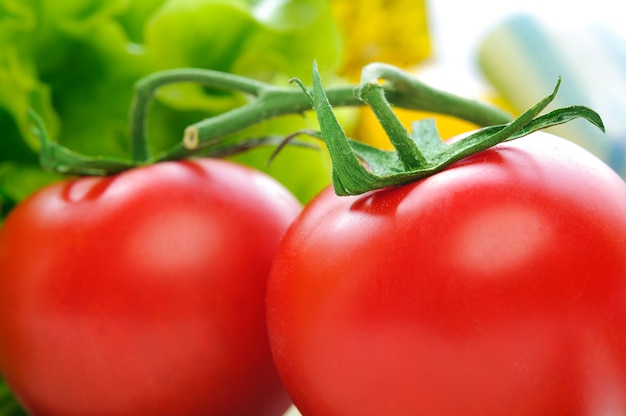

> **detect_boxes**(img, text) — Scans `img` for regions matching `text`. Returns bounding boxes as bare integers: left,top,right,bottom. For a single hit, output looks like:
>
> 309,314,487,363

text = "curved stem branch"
129,68,270,163
310,66,604,196
131,64,513,164
40,63,520,177
363,62,511,127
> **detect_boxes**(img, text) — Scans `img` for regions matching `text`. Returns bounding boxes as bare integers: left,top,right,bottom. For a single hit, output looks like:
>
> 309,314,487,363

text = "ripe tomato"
0,159,301,416
267,132,626,416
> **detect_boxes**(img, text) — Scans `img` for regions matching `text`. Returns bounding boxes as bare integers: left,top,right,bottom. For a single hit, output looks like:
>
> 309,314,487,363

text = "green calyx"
28,62,602,186
305,62,604,196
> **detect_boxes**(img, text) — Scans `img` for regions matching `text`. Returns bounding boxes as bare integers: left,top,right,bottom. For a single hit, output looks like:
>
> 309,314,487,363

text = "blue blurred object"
478,14,626,178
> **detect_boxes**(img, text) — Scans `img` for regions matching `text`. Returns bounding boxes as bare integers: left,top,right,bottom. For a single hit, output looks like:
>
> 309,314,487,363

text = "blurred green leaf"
144,0,342,109
116,0,168,43
0,161,62,201
0,110,38,164
38,21,151,158
0,1,59,151
0,376,26,416
0,0,344,216
248,0,343,82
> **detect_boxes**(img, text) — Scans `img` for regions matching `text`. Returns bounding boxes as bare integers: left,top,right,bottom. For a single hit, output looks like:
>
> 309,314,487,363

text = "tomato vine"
303,62,604,195
29,61,602,188
29,63,512,176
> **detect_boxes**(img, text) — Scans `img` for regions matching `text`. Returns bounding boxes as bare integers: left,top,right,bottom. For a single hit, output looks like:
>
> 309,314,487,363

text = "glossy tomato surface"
0,159,301,416
267,132,626,416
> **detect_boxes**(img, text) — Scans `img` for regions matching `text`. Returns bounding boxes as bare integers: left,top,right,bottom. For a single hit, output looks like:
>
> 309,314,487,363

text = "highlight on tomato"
266,63,626,416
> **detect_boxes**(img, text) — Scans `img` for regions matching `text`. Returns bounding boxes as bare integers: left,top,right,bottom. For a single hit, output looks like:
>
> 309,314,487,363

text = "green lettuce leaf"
0,0,343,203
142,0,343,138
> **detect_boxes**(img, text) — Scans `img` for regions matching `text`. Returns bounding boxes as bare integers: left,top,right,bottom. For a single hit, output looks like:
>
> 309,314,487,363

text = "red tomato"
267,132,626,416
0,159,300,416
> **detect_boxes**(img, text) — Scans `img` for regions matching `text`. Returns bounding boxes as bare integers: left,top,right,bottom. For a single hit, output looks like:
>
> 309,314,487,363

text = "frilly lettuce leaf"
145,0,342,111
39,21,150,158
116,0,168,43
0,0,150,159
0,0,343,203
0,0,57,155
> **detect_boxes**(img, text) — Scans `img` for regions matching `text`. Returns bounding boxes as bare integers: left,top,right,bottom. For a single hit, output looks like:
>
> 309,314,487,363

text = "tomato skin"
0,159,300,416
267,132,626,416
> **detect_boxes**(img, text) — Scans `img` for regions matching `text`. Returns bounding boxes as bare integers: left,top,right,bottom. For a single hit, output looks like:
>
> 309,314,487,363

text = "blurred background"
1,0,625,414
430,0,626,176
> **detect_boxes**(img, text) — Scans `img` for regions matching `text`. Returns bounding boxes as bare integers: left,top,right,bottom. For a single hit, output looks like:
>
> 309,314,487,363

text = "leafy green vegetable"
0,0,343,204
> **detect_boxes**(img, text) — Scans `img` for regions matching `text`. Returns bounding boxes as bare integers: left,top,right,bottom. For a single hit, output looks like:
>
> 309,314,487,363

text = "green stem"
357,77,425,170
307,64,604,196
38,64,517,176
129,68,269,163
363,62,510,127
131,66,512,163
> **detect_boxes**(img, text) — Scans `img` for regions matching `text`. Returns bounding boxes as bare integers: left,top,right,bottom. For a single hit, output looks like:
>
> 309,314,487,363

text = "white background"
428,0,625,79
